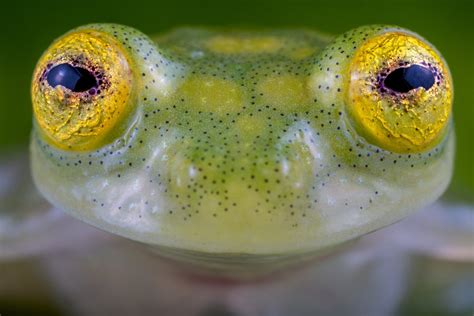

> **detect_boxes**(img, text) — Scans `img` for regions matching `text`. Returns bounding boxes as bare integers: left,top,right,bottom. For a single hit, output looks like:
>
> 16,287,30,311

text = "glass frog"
2,23,474,316
25,23,457,273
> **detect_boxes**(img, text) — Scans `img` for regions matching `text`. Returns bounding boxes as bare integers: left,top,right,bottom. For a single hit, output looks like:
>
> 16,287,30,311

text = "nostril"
383,64,435,93
46,63,97,92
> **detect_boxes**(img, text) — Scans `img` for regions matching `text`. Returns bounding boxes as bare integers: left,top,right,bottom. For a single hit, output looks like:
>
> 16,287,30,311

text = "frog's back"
154,28,331,64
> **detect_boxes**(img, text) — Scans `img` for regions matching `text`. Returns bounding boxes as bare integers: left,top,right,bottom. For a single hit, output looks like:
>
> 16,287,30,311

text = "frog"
27,23,454,273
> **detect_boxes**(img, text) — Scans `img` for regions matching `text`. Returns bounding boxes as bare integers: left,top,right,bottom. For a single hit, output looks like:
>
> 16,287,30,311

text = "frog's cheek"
31,28,138,152
345,31,452,154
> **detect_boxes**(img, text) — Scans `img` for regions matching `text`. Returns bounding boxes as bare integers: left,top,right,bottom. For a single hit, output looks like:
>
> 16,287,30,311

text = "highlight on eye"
31,29,134,151
46,63,98,92
345,31,452,153
383,64,435,93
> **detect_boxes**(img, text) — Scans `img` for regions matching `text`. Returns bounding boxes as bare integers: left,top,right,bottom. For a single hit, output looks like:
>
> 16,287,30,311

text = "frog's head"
30,24,454,271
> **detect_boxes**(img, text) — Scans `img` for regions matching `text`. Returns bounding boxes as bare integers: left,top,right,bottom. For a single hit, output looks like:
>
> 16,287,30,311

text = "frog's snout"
149,119,323,224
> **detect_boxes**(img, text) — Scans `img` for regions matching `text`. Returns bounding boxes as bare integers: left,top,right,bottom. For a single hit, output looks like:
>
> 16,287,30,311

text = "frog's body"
29,24,454,270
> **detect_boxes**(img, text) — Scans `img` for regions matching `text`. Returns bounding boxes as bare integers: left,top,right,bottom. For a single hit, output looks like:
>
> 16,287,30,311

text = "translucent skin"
30,24,454,270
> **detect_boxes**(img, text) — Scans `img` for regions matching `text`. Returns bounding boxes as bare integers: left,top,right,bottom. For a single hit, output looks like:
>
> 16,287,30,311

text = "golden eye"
345,31,452,153
31,29,134,151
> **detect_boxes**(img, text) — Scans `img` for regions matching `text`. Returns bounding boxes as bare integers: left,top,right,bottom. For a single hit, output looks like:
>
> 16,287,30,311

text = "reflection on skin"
1,152,473,315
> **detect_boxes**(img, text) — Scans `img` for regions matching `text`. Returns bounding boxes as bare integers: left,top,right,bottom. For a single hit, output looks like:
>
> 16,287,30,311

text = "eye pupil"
383,64,435,93
46,63,97,92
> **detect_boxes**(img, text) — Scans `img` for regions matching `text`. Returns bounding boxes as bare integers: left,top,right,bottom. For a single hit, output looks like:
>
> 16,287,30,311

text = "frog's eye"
345,31,452,153
32,30,134,151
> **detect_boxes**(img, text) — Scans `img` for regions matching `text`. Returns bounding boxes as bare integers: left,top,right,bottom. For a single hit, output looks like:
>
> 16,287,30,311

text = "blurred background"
0,1,472,315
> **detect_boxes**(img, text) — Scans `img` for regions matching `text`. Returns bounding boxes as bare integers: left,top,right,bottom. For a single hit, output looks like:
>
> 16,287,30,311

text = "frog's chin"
142,239,356,280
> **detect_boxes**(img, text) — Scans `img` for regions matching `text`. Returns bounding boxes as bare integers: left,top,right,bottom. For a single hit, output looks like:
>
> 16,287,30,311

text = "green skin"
30,24,454,270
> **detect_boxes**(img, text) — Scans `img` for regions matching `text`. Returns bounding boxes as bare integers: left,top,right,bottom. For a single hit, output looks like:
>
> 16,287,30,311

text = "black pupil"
384,64,435,93
46,63,97,92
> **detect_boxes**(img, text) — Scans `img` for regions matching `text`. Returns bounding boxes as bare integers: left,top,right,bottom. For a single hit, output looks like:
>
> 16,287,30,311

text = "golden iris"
32,30,134,151
346,32,452,153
